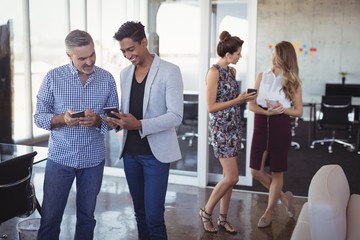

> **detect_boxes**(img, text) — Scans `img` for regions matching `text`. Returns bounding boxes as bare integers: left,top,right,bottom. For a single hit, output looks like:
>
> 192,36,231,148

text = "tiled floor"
1,164,307,240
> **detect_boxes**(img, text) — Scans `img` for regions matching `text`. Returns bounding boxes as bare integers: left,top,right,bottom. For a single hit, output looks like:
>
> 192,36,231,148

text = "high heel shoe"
284,191,296,218
199,208,217,233
257,215,273,228
217,214,237,234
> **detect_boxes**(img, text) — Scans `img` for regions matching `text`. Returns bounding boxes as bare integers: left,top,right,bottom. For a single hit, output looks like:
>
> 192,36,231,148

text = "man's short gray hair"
65,29,94,55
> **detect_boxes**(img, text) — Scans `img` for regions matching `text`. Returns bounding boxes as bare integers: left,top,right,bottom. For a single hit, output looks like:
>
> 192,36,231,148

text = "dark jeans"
37,160,104,240
123,154,170,240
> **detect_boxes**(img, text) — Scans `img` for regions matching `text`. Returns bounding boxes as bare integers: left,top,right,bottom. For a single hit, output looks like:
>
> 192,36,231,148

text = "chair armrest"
347,194,360,240
291,202,310,240
308,165,349,240
0,173,31,188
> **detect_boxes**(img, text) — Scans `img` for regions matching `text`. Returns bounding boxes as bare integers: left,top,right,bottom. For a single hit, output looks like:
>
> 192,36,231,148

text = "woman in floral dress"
199,30,256,234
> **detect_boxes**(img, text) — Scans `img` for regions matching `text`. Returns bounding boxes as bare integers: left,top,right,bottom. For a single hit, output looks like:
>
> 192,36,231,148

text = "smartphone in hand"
267,99,278,105
70,111,85,118
247,88,257,94
104,107,119,119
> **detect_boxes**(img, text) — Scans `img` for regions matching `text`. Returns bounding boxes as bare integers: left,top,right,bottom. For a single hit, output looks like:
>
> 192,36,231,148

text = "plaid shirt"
34,63,119,169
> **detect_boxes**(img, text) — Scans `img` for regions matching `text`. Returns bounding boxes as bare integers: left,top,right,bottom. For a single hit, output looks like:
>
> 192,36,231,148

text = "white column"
197,0,211,188
22,0,33,140
64,0,70,32
244,0,258,186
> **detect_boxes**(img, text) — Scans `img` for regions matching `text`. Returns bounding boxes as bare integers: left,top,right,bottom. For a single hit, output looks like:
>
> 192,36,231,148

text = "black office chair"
0,151,41,239
291,117,300,150
310,95,355,153
237,81,247,151
178,100,198,147
239,102,247,151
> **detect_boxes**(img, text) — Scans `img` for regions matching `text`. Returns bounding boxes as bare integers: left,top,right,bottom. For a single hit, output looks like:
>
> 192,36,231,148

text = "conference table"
304,96,360,154
0,143,48,164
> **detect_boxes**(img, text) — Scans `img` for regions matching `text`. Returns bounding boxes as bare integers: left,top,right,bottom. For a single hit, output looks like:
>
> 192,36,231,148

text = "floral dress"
208,64,242,158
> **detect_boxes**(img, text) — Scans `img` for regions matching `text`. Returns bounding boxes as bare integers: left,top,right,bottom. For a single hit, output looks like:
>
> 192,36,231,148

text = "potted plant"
339,72,348,85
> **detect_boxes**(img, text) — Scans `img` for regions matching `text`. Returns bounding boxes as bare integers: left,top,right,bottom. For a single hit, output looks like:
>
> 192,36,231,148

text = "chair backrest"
319,95,352,127
183,100,198,123
0,151,37,223
183,93,199,125
308,164,349,240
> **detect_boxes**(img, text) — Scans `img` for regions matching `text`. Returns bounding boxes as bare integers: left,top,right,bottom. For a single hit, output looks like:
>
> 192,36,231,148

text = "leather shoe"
257,216,272,228
284,191,296,218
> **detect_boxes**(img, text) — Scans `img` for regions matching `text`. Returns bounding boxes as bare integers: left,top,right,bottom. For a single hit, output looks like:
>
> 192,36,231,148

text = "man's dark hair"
113,21,146,43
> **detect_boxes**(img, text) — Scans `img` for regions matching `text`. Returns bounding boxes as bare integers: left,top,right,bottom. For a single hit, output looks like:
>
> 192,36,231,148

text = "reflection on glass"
105,131,123,168
208,1,249,177
30,0,68,138
158,1,200,174
0,143,47,164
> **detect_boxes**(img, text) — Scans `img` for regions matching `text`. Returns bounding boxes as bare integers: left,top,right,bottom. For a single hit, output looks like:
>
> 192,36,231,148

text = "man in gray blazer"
106,21,183,240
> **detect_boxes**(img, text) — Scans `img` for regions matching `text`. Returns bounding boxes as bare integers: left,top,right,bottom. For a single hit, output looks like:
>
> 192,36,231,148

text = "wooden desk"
0,143,48,164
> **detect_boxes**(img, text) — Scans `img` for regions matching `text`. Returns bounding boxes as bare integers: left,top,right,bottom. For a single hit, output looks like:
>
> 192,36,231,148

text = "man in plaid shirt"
34,29,119,240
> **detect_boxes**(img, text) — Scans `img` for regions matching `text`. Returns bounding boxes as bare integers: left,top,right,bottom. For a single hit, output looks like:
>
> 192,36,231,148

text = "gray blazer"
118,54,183,163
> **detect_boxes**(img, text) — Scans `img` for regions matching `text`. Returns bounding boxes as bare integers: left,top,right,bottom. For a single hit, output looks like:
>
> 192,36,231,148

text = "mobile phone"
247,88,257,94
70,111,85,118
267,99,278,105
104,107,119,119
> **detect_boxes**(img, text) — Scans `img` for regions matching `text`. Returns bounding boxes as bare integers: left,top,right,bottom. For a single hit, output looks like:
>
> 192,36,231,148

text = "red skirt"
250,113,291,172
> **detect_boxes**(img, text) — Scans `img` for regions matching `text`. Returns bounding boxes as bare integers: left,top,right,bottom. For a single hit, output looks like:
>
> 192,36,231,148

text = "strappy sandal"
199,208,217,233
217,214,237,234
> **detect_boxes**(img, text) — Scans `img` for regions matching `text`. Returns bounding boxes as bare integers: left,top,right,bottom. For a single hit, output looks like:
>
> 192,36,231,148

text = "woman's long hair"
274,41,301,101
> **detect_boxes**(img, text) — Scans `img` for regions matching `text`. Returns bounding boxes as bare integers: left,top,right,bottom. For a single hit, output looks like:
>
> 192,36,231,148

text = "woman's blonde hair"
274,41,301,101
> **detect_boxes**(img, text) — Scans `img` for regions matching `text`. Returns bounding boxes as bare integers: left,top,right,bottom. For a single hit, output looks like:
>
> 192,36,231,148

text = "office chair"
178,100,198,147
237,81,247,151
0,151,41,239
240,102,247,151
291,117,300,150
310,95,355,153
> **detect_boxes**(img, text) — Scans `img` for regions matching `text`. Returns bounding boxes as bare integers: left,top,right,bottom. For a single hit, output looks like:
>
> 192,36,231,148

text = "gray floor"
0,163,307,240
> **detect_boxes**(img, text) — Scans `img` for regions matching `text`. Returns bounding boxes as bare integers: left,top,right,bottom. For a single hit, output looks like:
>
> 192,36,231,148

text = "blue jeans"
123,154,170,240
37,160,104,240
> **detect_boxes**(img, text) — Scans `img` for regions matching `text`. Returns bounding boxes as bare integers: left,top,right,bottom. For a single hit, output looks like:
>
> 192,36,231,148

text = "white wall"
256,0,360,103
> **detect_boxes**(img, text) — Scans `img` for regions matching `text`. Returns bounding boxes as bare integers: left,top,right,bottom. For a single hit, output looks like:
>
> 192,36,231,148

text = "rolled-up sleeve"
34,73,55,131
100,75,120,134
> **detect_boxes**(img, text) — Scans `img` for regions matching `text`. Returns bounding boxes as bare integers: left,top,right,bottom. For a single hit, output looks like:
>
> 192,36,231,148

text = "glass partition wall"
157,0,253,187
0,0,255,188
207,1,251,186
157,1,200,177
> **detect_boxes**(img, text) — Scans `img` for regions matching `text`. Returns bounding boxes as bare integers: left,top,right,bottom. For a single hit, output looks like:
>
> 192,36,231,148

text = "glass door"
207,0,255,187
157,1,201,180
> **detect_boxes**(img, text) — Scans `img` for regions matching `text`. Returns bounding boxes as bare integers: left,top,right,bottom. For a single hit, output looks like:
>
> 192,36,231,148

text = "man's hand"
104,115,119,129
64,110,80,126
63,109,100,127
78,110,101,127
108,112,141,130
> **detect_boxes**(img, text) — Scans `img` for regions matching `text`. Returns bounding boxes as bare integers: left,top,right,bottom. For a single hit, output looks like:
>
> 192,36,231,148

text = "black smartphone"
104,107,119,119
70,111,85,118
247,88,257,94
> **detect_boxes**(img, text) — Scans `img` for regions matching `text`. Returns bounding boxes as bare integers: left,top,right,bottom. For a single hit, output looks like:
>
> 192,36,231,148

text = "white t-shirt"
256,69,291,108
